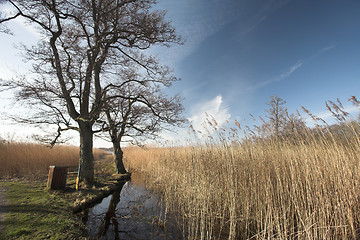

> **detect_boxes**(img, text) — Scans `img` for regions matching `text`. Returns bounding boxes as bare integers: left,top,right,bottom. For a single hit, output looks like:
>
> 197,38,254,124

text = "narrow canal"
81,173,181,240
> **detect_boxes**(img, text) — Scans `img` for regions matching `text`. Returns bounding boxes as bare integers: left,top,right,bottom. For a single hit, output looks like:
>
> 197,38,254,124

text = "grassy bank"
124,122,360,239
0,143,118,239
0,181,86,240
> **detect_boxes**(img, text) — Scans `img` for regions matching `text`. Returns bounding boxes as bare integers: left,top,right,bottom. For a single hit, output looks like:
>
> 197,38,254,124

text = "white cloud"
0,3,42,39
0,61,15,79
188,95,231,135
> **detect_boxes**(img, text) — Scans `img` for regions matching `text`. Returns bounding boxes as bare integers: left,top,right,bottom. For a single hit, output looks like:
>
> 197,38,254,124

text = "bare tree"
282,111,307,139
0,0,182,185
98,66,185,174
258,96,307,139
266,95,287,137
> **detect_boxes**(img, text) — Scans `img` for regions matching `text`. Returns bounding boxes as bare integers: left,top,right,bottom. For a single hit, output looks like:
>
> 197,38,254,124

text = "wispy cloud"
188,95,231,134
247,42,336,91
306,43,337,62
154,0,291,67
282,61,303,78
319,43,336,54
248,60,303,90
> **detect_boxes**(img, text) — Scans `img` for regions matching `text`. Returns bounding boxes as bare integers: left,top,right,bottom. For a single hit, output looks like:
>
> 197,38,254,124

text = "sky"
154,0,360,140
1,0,360,146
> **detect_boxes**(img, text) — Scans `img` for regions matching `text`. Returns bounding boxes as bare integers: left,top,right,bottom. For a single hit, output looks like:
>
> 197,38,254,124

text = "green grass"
0,142,121,239
0,154,129,240
0,181,86,240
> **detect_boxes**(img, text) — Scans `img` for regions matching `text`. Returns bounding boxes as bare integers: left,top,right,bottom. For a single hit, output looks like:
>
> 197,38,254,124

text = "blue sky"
1,0,360,145
153,0,360,138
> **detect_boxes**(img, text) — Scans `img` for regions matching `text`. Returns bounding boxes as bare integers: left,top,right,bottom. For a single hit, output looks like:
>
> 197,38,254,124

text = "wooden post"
47,166,68,189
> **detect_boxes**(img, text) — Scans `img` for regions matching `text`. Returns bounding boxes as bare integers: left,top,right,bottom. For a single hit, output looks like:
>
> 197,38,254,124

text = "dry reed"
0,142,107,179
124,119,360,239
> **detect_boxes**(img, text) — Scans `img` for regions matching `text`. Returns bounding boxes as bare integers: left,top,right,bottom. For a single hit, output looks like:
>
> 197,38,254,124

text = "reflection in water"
84,174,181,240
94,182,124,239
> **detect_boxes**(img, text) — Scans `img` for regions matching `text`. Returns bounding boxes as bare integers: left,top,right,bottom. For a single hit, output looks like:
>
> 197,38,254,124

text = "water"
82,173,181,240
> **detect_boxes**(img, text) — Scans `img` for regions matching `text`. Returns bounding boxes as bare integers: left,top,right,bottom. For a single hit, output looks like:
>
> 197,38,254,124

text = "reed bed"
0,142,107,179
124,122,360,239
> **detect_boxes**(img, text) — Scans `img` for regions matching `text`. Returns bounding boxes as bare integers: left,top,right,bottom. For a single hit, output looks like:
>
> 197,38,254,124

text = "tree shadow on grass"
6,203,59,214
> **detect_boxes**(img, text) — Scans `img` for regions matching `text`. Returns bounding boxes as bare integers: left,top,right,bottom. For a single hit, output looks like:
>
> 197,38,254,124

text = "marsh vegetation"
0,143,108,180
2,96,360,240
123,99,360,239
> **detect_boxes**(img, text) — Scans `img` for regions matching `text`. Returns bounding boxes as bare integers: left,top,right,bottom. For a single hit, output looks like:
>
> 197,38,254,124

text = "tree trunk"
112,137,127,174
79,121,95,185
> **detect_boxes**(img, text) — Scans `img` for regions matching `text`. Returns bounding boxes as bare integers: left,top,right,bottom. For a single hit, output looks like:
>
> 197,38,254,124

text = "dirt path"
0,185,8,233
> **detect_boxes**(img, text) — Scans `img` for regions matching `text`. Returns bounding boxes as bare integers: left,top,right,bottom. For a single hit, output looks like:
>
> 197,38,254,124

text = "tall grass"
0,142,107,179
124,120,360,239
